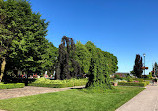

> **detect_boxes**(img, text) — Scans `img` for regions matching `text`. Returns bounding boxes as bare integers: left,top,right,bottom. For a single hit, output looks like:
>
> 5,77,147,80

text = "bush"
0,83,25,89
118,82,147,87
114,74,122,79
28,78,88,88
126,76,133,82
144,78,152,80
133,78,144,82
147,72,152,79
145,81,150,85
28,83,66,88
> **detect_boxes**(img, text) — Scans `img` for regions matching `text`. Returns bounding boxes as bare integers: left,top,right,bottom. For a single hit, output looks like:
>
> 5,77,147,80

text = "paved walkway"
0,86,85,100
116,84,158,111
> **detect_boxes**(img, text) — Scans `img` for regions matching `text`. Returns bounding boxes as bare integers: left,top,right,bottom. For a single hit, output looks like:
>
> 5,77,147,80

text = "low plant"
29,77,88,88
134,78,144,82
118,82,147,87
145,81,150,85
126,76,133,82
29,83,66,88
114,74,122,79
147,72,152,79
0,83,25,89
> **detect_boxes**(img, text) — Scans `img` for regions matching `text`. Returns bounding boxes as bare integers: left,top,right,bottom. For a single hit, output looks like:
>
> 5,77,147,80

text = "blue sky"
29,0,158,74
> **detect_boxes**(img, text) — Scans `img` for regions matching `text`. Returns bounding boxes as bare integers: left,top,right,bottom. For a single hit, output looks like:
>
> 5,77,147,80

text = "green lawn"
0,86,144,111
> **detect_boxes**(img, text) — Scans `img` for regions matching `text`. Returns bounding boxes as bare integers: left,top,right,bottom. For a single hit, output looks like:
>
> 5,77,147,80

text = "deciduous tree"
75,41,91,74
0,0,57,82
85,41,112,89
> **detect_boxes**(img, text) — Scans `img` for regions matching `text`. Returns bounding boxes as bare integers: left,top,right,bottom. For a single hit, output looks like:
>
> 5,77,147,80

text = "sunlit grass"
0,86,144,111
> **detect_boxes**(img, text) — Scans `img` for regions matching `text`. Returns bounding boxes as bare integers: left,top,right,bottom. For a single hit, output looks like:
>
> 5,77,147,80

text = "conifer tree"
56,36,81,80
133,54,143,78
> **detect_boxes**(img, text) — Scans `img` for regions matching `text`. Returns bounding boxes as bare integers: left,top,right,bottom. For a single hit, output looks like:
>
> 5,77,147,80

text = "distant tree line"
0,0,118,89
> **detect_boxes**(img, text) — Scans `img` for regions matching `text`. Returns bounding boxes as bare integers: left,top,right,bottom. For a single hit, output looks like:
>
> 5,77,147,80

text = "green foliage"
126,76,133,82
102,51,118,74
0,0,57,77
147,72,153,79
75,41,91,74
114,74,121,79
0,0,13,58
130,70,135,74
118,82,148,87
1,0,118,86
134,78,144,82
152,62,158,76
145,81,150,85
133,54,143,78
29,77,87,88
28,83,66,88
56,36,81,80
0,83,24,89
85,41,113,89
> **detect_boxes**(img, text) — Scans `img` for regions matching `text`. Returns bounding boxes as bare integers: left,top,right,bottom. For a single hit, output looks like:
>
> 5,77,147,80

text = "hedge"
64,81,87,87
28,78,87,88
28,83,66,88
0,83,25,89
29,81,87,88
118,81,149,87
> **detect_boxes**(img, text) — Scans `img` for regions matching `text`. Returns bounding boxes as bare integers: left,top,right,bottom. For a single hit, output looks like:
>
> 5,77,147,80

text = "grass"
0,86,144,111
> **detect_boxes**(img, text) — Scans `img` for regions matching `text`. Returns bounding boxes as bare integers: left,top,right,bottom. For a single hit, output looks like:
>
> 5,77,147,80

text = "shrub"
118,82,147,87
0,83,25,89
29,78,88,88
126,76,133,82
144,78,152,80
28,83,66,88
134,78,144,82
114,74,122,79
147,72,152,79
145,81,150,85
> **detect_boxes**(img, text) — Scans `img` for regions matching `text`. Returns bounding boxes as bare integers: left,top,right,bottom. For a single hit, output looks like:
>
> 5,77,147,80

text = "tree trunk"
0,57,6,82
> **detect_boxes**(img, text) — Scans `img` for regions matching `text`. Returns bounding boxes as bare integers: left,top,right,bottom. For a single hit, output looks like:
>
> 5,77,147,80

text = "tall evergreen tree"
133,54,143,78
56,36,81,80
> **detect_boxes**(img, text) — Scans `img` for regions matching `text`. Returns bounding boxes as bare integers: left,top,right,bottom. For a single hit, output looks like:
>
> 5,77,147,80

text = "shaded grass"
0,86,144,111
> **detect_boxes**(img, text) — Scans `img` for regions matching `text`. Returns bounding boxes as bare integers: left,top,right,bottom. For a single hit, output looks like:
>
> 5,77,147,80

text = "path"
116,84,158,111
0,86,85,100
